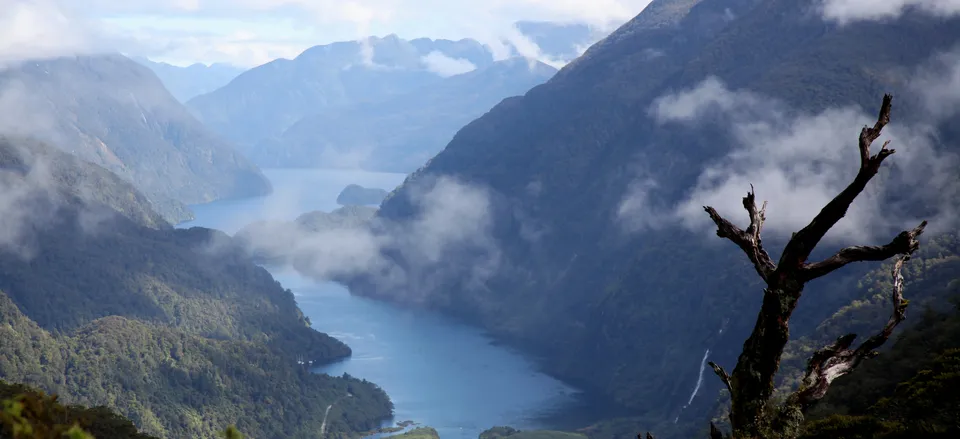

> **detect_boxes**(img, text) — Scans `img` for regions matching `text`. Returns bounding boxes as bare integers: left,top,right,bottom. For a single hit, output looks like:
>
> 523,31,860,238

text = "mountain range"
186,35,496,150
252,56,557,172
132,56,245,102
0,54,271,223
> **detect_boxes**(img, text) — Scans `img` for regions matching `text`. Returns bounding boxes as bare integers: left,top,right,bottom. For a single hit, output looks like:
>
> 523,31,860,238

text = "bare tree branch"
709,422,724,439
787,253,914,410
708,361,733,395
800,221,926,282
776,94,896,274
703,185,777,281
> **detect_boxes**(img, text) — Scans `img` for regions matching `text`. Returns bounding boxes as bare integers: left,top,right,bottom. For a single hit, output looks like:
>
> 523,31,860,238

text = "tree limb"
708,361,733,395
786,253,914,410
709,422,724,439
800,221,926,282
703,185,777,281
776,95,896,274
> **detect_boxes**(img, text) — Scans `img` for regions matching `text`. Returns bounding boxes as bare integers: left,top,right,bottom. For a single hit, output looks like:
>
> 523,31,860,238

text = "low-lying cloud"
617,73,960,244
420,51,477,77
819,0,960,24
233,176,500,302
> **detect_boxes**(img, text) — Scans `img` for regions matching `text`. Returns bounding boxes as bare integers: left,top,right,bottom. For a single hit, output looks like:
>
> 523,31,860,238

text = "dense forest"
0,138,392,438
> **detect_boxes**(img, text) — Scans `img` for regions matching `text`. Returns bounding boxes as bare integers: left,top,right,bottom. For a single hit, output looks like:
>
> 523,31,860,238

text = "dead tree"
647,95,926,439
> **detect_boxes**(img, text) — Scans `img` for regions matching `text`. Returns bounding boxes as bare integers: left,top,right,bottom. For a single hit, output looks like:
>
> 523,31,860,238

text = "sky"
0,0,656,68
3,1,960,69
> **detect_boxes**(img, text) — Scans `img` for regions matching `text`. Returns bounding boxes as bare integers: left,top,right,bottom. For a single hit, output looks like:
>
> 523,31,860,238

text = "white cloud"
0,0,104,66
618,77,960,244
909,46,960,120
234,176,500,302
0,1,655,67
420,51,477,76
819,0,960,24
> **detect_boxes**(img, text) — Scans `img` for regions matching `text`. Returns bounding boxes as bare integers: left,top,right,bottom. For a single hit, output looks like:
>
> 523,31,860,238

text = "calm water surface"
179,169,586,439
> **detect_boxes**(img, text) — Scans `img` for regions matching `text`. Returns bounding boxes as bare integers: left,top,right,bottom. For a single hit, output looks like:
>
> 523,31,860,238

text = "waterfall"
674,348,711,423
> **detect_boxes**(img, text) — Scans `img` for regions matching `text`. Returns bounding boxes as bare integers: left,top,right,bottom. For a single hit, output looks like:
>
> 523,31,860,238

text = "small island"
336,184,389,206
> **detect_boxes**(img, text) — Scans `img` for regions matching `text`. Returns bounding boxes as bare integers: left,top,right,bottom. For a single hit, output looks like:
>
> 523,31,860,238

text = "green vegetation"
799,305,960,437
480,426,588,439
1,380,156,439
0,138,392,438
385,427,440,439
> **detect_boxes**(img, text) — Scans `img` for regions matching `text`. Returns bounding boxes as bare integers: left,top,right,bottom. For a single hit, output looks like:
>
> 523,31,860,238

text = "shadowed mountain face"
341,0,960,434
253,57,557,172
0,54,271,223
133,57,245,102
0,136,391,439
186,35,497,150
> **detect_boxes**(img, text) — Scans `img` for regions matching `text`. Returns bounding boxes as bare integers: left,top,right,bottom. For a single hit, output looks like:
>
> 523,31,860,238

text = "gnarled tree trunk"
645,95,926,439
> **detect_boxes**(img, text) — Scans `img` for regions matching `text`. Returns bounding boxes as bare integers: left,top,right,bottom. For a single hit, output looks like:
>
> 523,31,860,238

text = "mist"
229,175,500,302
616,57,960,245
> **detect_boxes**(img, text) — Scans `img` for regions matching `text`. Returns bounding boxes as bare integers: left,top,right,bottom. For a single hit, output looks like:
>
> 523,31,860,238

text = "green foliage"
799,300,960,437
385,427,441,439
0,136,392,438
1,381,155,439
221,425,245,439
479,426,588,439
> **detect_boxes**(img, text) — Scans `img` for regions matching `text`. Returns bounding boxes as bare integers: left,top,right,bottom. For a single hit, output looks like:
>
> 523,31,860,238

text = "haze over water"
179,168,588,439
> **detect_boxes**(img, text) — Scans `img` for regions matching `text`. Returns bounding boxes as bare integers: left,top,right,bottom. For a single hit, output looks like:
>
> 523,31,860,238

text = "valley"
2,1,959,438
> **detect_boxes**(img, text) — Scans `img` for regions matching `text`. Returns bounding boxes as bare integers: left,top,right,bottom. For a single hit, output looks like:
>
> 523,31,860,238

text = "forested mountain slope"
0,137,391,438
0,54,271,223
343,0,960,435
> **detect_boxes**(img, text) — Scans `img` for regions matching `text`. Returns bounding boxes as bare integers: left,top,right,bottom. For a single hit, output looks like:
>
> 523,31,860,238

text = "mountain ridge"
0,53,272,223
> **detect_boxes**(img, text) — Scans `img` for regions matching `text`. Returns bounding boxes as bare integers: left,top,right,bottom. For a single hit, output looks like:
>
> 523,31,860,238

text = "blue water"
179,169,586,439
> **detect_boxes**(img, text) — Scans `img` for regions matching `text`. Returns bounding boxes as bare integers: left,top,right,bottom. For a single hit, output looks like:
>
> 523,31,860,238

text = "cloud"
617,173,665,233
420,51,477,77
0,0,105,66
0,148,59,257
909,46,960,120
819,0,960,24
5,1,655,67
617,76,959,244
233,176,500,302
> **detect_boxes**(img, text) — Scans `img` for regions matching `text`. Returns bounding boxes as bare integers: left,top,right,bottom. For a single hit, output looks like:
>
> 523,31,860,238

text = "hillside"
1,379,158,439
798,262,960,438
340,0,960,435
0,138,391,438
0,54,271,223
254,57,557,172
133,57,245,102
187,35,495,150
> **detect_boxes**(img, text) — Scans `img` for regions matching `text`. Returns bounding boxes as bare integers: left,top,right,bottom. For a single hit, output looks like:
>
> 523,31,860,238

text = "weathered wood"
692,94,925,439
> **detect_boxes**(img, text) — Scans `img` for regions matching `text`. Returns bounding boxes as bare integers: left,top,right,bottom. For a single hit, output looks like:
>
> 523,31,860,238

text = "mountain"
339,0,960,436
186,35,496,150
0,137,391,438
132,56,245,102
253,57,557,172
0,54,272,223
